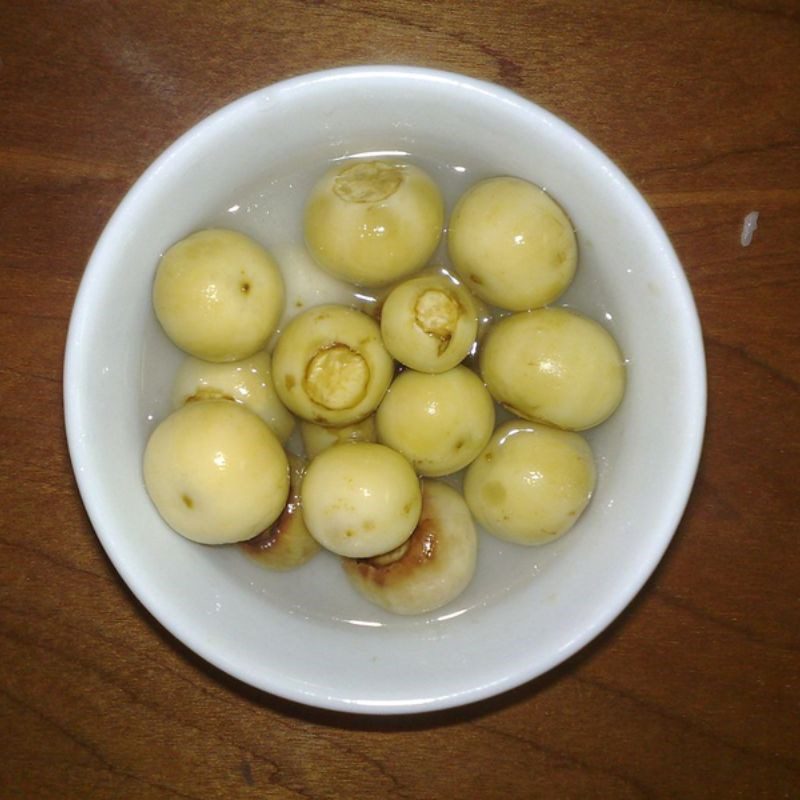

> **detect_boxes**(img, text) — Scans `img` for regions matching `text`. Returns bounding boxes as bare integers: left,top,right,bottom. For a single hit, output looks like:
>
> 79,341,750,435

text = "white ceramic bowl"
64,66,706,714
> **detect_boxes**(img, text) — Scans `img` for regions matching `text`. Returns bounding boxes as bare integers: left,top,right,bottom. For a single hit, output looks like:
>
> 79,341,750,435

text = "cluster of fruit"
143,159,625,615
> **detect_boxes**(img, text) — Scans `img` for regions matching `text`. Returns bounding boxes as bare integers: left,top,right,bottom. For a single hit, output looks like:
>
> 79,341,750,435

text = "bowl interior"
65,67,705,713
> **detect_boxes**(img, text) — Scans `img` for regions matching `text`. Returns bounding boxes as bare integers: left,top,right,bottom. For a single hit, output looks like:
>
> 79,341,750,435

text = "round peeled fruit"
376,366,495,477
463,420,596,545
480,306,625,431
342,480,477,615
143,399,290,545
300,442,422,559
272,304,394,427
448,176,577,311
304,160,444,287
153,228,284,362
380,271,479,373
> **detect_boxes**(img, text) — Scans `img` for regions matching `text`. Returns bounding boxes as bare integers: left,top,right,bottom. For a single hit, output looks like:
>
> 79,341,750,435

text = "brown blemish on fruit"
469,273,483,286
343,512,440,588
242,515,283,554
238,454,317,570
240,281,251,294
285,374,296,391
181,493,194,509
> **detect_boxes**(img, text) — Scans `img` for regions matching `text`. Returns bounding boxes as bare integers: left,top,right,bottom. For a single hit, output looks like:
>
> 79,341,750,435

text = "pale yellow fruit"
342,481,477,615
272,304,394,427
380,271,479,373
300,415,376,460
376,366,495,477
448,176,577,311
480,307,625,431
143,399,290,545
153,228,284,362
301,442,421,559
171,350,295,442
239,454,320,570
304,160,444,287
463,421,595,545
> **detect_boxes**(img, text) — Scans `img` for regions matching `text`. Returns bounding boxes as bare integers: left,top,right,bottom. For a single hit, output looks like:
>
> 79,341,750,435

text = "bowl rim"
64,64,707,714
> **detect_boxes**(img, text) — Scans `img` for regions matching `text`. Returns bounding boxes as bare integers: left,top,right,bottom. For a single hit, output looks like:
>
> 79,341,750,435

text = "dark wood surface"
2,2,799,798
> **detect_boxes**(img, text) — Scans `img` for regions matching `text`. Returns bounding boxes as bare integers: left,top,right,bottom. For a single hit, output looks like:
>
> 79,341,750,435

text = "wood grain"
1,1,798,798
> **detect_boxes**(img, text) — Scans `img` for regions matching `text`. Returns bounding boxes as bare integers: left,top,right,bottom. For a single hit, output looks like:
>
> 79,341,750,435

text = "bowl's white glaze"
64,66,706,713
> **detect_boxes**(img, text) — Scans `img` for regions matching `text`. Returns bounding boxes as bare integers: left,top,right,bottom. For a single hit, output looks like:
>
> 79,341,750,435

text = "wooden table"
2,2,798,797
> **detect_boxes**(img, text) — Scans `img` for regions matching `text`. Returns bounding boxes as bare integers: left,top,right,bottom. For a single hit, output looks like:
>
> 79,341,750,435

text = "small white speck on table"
740,211,759,246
